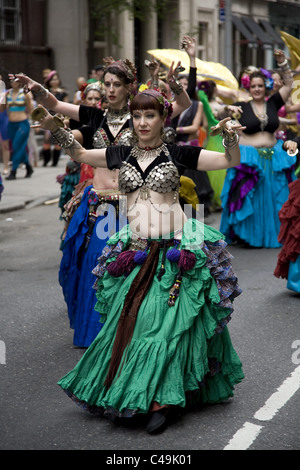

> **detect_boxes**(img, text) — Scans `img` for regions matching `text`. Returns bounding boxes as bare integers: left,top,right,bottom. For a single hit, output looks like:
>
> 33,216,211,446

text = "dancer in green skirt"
33,85,245,434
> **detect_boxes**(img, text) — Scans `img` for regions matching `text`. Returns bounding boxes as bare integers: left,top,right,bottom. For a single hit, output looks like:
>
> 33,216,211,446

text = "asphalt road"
0,203,299,451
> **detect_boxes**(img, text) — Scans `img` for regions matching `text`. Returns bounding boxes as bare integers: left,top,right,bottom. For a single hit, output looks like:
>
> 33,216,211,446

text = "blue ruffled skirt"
59,186,121,347
220,141,296,248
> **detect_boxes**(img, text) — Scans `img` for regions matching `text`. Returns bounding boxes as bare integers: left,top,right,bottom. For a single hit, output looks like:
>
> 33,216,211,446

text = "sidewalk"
0,156,69,214
0,156,223,230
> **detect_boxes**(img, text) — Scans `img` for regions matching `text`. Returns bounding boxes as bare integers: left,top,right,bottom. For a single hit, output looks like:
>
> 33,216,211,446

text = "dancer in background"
57,81,104,218
2,77,33,180
274,137,300,293
42,70,69,167
220,50,297,248
173,36,214,216
14,59,191,348
33,86,245,434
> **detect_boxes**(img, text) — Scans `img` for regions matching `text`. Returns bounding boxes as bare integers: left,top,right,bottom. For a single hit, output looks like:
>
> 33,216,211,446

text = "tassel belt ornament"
104,234,196,389
84,189,121,251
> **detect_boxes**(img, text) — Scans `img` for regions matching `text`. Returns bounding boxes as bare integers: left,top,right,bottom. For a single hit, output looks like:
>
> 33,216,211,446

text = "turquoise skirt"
220,141,296,248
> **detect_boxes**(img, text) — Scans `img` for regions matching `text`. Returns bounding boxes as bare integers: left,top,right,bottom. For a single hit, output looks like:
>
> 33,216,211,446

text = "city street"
0,184,299,451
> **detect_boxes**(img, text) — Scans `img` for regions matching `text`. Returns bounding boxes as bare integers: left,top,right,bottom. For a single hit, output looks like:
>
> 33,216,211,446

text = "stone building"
0,0,300,97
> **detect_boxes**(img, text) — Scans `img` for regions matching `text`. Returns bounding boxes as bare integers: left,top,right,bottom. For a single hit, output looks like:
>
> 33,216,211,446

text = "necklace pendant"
140,186,150,200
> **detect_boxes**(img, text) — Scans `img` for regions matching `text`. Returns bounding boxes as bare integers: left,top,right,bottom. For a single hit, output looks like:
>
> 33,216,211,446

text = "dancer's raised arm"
166,62,191,118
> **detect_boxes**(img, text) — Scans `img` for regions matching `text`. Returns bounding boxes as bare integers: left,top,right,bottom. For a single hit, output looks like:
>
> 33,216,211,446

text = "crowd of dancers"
1,35,300,434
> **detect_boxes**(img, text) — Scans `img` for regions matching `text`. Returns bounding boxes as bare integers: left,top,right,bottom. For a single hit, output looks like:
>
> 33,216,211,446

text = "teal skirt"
58,219,244,418
220,141,296,248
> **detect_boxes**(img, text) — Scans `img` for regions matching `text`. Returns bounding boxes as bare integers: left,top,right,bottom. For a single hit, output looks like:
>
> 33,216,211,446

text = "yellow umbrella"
147,49,238,90
280,31,300,70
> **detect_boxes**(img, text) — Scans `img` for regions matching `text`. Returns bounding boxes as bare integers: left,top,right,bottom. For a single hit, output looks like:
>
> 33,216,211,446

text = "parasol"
147,49,238,90
280,31,300,71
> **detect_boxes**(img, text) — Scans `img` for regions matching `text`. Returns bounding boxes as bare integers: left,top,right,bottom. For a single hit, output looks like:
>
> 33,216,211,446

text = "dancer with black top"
32,88,245,434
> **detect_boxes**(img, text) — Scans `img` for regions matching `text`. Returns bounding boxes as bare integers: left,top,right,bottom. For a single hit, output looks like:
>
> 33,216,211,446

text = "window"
197,22,208,60
0,0,21,44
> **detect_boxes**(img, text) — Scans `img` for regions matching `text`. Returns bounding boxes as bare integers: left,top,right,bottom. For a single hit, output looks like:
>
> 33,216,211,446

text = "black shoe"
146,408,169,434
52,149,61,167
43,149,51,167
5,170,16,180
25,164,33,178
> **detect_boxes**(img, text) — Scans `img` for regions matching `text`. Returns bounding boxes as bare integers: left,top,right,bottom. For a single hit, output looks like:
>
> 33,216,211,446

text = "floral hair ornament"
138,83,149,92
197,80,210,95
260,68,274,90
241,74,250,90
139,88,173,119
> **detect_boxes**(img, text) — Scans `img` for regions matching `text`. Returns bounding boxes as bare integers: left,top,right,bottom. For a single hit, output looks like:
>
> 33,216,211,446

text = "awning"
232,15,258,47
241,17,273,49
259,20,284,47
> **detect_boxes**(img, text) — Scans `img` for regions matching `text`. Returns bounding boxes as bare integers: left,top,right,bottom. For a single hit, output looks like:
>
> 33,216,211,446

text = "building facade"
1,0,300,96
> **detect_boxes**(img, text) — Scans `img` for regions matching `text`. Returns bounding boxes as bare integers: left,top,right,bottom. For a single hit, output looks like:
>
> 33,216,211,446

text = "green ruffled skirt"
58,219,244,418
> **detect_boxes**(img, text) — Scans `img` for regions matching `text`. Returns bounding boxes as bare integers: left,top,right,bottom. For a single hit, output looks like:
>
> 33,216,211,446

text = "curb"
0,193,60,214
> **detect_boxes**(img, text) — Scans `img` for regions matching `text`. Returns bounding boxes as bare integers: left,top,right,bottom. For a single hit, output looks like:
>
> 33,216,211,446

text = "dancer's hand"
283,140,299,156
181,36,196,59
8,73,40,95
210,116,246,137
145,58,161,79
274,49,287,65
31,105,61,132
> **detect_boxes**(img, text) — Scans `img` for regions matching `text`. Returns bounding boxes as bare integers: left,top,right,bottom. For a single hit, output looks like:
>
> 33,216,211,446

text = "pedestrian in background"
2,77,33,180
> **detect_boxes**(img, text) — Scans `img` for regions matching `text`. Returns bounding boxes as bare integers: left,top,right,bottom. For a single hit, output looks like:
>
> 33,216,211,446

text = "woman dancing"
33,87,245,434
274,138,300,293
14,60,191,348
220,50,297,248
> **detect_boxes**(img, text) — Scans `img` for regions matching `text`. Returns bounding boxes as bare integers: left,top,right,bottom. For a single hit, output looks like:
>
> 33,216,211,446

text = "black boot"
43,149,51,167
146,408,169,434
52,148,61,167
25,164,33,178
5,170,16,180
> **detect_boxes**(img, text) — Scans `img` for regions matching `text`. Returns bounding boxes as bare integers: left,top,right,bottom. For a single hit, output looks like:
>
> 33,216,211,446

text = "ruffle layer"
58,219,243,417
59,185,120,347
220,142,296,248
274,178,300,279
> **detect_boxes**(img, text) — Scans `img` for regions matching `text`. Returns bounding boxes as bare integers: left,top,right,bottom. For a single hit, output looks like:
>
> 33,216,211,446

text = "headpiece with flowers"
134,85,173,119
248,68,274,91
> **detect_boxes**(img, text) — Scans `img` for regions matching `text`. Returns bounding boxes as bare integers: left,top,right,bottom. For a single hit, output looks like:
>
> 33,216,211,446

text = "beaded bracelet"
168,77,183,95
278,59,288,68
52,127,74,148
222,132,239,149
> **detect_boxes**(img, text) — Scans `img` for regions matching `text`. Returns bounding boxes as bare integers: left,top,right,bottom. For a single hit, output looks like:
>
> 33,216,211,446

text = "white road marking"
254,365,300,421
224,422,263,450
223,365,300,450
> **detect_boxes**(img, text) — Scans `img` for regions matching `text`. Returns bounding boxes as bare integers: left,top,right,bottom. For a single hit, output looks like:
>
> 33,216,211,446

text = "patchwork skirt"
58,219,244,418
